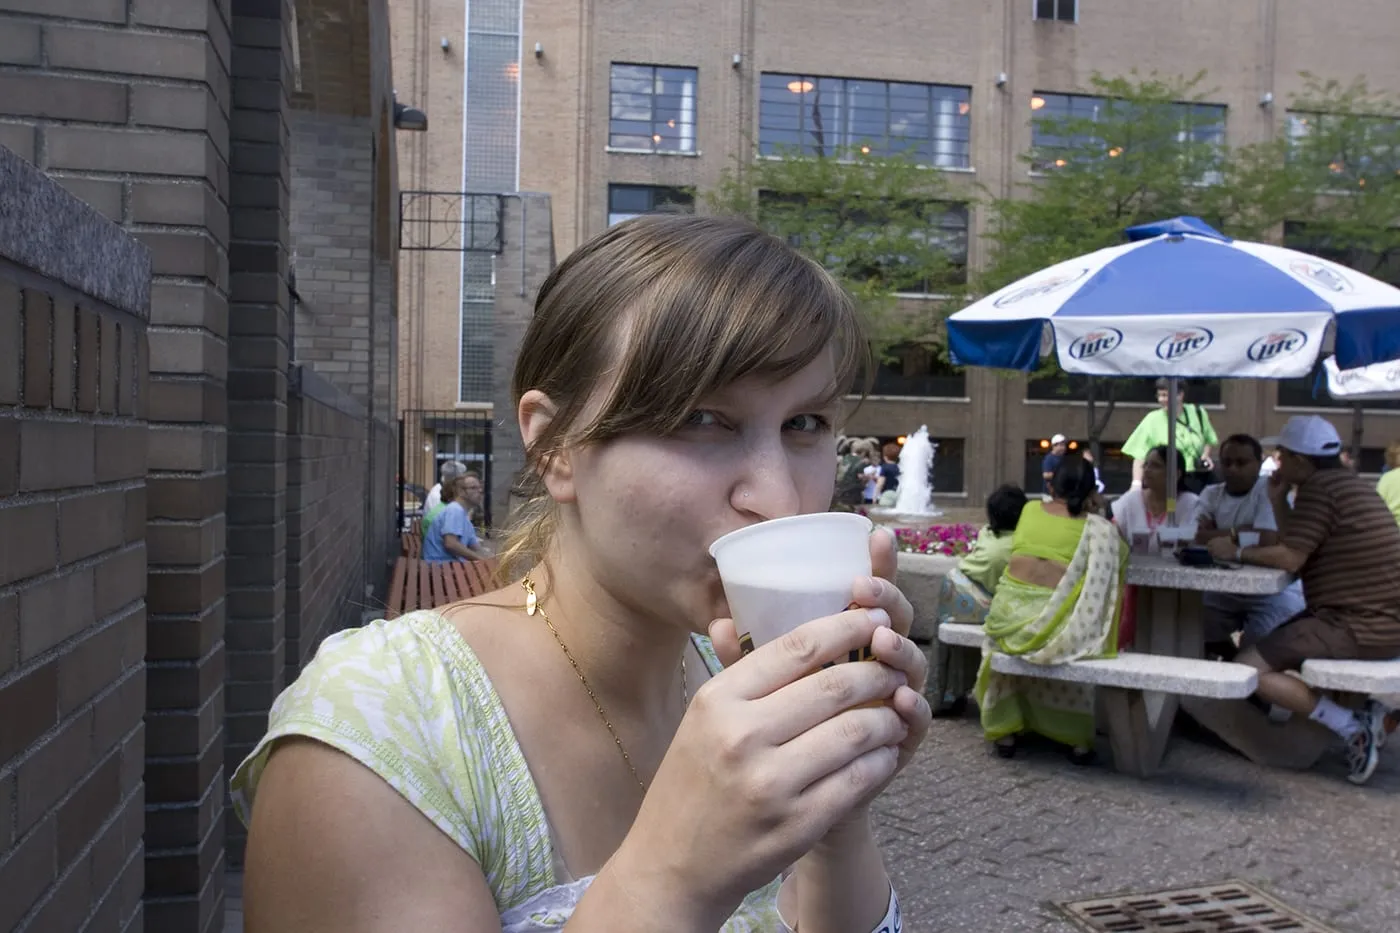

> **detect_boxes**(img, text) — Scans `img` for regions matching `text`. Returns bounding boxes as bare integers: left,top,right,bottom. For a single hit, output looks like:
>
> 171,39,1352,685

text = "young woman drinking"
232,215,931,932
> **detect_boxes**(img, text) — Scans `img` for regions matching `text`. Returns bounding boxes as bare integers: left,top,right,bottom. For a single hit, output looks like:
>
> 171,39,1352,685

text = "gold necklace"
522,575,687,790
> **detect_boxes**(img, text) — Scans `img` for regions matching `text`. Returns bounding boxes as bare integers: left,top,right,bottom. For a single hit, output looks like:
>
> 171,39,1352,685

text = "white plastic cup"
1237,530,1261,549
709,512,874,656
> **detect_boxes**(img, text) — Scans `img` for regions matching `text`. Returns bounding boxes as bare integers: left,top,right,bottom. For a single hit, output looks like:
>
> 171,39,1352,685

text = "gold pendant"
525,587,538,616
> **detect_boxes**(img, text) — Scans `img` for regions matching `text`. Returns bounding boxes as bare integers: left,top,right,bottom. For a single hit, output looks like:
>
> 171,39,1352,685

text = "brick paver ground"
879,715,1400,932
225,716,1399,932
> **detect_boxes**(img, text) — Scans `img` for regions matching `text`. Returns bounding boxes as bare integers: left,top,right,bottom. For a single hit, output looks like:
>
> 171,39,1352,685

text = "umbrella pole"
1166,377,1179,525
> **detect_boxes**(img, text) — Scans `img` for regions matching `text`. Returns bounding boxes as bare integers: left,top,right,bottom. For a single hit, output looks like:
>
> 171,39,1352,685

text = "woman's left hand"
709,527,931,815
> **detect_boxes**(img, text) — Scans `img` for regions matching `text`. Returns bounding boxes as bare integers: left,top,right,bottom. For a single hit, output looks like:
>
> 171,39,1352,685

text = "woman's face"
554,354,843,632
1141,451,1168,494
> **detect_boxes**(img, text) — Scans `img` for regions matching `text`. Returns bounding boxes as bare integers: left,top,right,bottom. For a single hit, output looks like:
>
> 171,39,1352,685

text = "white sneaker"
1360,699,1390,750
1346,725,1381,786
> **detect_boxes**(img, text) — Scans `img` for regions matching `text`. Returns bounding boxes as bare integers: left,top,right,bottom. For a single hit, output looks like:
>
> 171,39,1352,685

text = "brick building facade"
0,1,400,930
391,0,1400,509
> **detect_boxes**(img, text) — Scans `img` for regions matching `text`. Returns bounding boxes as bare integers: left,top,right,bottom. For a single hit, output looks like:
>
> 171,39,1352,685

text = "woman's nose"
732,454,801,520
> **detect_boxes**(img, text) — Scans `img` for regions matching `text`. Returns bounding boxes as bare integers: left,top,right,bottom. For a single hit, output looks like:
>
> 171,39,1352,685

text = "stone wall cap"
0,145,150,317
291,362,368,420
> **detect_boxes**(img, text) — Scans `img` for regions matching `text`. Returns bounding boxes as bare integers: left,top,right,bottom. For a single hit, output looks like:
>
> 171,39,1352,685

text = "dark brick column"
223,0,294,868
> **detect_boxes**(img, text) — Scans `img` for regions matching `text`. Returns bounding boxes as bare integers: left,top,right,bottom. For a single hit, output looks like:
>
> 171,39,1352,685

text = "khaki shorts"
1255,614,1400,672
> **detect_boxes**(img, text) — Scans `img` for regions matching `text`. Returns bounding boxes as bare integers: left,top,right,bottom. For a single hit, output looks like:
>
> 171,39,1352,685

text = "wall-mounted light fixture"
731,52,742,69
534,41,544,59
995,72,1008,89
440,37,451,52
393,100,428,131
1259,91,1274,108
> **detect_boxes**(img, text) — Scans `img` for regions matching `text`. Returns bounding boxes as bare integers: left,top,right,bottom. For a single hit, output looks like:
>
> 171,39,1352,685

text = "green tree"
978,72,1296,458
1267,76,1400,460
706,145,970,357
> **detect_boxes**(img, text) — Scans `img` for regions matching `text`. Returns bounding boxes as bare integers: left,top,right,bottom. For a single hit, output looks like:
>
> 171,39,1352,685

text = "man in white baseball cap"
1207,414,1400,784
1040,434,1069,496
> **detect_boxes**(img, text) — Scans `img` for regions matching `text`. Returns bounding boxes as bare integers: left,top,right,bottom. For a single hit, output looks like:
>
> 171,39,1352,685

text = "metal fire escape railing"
398,191,505,253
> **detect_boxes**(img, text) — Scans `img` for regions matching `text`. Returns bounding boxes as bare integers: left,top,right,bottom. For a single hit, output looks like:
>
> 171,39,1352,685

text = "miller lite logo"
1155,328,1214,362
1247,329,1309,363
1067,327,1124,361
1288,259,1352,293
993,267,1090,307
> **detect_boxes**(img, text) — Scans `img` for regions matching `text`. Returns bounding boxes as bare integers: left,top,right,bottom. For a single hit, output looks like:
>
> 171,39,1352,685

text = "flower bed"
893,523,980,557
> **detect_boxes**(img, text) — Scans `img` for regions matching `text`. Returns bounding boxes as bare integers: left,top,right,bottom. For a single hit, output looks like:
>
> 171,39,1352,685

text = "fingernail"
866,608,891,628
875,626,899,651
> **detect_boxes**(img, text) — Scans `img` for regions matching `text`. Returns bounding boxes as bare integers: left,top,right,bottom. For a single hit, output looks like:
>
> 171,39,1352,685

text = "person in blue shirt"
422,473,492,561
1040,434,1068,495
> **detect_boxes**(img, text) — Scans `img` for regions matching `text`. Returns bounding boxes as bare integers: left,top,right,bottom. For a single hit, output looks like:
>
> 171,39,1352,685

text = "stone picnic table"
1123,553,1309,770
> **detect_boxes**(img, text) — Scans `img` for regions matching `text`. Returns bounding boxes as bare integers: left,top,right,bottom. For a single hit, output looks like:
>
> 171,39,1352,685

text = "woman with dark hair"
974,456,1128,762
930,484,1029,713
1110,444,1200,539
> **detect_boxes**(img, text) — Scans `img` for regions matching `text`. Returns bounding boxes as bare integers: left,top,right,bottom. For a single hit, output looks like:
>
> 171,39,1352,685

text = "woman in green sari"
974,455,1128,762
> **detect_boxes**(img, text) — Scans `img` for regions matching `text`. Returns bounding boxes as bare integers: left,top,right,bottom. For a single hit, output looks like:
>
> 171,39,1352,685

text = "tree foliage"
706,145,969,354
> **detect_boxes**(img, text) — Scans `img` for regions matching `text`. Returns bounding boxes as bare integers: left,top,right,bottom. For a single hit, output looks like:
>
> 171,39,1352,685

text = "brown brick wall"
284,369,371,676
0,0,235,926
0,272,148,930
222,0,294,870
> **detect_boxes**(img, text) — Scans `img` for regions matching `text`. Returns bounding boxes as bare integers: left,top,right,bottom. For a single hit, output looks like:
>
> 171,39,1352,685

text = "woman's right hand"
606,607,908,926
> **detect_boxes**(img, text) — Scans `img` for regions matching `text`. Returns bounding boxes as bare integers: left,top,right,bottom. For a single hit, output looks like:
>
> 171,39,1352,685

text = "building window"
1030,93,1226,172
607,184,694,226
758,73,971,167
609,63,697,153
868,344,966,397
1026,375,1223,405
1286,110,1400,186
1034,0,1077,22
1023,438,1134,495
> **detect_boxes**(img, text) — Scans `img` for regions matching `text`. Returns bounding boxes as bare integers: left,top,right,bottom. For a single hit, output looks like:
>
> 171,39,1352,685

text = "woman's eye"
684,410,722,428
785,414,831,433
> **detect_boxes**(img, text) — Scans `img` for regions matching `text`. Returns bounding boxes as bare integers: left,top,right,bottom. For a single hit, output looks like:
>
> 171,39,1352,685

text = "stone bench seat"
938,622,985,648
937,622,1258,776
1301,658,1400,695
938,624,1257,698
989,653,1257,699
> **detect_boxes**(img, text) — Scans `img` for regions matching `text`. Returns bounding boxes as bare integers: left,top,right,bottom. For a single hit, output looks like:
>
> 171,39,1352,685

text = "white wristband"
875,885,902,933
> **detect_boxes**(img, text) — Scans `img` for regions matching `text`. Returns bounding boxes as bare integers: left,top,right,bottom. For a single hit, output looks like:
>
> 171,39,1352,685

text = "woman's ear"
518,390,577,503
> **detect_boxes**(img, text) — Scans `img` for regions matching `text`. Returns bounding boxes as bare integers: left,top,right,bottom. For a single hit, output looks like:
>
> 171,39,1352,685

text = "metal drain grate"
1057,880,1340,933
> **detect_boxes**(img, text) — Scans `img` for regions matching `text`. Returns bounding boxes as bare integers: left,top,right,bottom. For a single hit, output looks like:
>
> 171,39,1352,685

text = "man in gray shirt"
1194,434,1305,657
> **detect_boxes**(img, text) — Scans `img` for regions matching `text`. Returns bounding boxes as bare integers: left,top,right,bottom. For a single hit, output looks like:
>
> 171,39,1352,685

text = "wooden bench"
386,557,500,619
401,531,422,558
939,623,1258,777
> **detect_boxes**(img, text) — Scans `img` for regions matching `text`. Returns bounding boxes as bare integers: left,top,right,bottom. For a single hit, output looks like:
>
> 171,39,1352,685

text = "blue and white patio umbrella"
1323,355,1400,401
947,216,1400,378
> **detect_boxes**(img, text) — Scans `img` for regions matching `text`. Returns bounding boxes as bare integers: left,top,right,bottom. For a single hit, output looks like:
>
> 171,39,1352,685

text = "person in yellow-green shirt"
1379,440,1400,525
1123,378,1218,492
930,484,1029,714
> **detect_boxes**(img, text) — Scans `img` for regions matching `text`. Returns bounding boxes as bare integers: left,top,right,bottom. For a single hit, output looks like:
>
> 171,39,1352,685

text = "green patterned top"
230,610,786,931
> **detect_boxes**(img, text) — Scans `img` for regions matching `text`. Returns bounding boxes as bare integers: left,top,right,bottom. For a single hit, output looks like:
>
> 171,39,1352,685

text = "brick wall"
490,194,556,525
285,367,371,676
222,0,294,871
0,147,150,933
0,0,236,923
289,112,376,408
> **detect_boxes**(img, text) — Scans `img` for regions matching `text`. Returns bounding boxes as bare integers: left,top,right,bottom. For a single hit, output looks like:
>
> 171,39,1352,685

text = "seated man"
1207,416,1400,785
930,483,1028,713
1194,433,1305,655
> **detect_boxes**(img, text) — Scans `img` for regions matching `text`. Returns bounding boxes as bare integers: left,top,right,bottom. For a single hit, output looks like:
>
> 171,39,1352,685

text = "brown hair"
500,214,869,579
1387,439,1400,470
882,442,901,462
